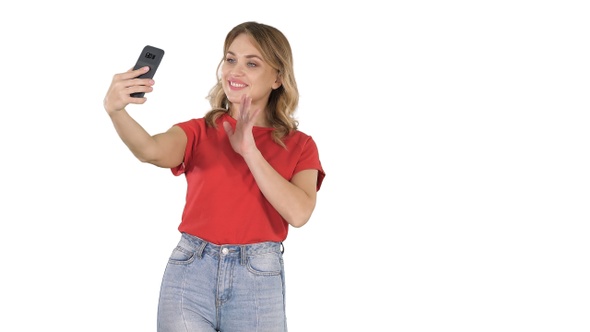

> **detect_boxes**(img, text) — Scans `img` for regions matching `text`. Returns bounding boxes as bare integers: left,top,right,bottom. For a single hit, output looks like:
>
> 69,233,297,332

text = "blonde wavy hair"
204,21,299,148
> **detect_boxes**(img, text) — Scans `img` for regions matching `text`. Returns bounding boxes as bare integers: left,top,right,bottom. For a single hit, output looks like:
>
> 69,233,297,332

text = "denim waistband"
181,232,283,260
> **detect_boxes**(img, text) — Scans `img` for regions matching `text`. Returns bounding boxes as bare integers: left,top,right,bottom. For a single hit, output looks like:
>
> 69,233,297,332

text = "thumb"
222,121,233,135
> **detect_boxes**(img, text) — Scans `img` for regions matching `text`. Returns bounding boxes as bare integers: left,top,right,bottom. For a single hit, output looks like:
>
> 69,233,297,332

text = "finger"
126,85,153,96
121,66,150,80
112,77,154,94
128,77,155,88
127,96,148,104
111,67,149,86
239,95,252,120
222,121,233,135
115,88,152,107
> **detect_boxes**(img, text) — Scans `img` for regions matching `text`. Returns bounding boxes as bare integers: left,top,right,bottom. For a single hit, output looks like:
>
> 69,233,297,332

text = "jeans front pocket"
247,252,283,276
168,238,196,265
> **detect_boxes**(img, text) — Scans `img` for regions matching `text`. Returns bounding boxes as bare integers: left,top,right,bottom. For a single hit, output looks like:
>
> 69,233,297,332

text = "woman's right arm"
103,67,187,169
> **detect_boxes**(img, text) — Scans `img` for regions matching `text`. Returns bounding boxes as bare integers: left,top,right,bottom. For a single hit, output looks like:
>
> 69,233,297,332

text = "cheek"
219,65,229,81
219,68,231,89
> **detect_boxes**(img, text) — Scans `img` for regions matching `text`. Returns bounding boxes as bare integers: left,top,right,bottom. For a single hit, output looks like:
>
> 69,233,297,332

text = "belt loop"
280,242,284,254
240,245,247,266
196,240,207,259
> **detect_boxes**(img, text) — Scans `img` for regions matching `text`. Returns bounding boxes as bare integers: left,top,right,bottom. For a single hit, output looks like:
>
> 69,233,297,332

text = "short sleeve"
170,119,201,176
294,136,325,191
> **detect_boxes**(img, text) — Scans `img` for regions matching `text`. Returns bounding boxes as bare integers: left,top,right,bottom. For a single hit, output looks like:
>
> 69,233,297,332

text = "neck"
229,108,268,127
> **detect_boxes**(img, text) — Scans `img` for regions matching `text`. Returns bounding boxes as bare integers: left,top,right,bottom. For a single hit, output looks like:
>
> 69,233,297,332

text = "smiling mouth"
229,81,247,88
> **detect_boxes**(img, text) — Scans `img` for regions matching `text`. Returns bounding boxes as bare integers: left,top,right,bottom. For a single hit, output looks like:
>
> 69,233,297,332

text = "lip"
228,79,248,91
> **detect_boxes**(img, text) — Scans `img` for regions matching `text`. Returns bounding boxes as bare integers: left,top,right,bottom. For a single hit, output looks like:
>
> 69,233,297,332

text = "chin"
225,91,244,104
225,95,241,104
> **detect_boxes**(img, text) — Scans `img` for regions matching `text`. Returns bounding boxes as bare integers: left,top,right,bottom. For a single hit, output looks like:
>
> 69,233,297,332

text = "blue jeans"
157,233,287,332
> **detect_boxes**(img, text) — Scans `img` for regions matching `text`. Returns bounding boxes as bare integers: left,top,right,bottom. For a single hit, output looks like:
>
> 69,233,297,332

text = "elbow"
279,190,318,228
129,147,153,163
136,155,150,163
285,206,315,228
289,217,309,228
135,153,156,164
133,146,165,165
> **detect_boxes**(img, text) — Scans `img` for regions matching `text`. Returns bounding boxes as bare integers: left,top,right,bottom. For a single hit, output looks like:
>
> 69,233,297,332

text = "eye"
225,57,236,64
247,62,257,68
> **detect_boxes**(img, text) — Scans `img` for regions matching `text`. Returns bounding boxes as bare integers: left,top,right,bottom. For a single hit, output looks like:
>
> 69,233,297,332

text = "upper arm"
149,125,187,168
291,169,319,202
288,169,320,226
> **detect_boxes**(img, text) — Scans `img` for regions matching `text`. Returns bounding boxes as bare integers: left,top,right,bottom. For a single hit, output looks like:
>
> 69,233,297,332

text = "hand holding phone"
130,45,165,98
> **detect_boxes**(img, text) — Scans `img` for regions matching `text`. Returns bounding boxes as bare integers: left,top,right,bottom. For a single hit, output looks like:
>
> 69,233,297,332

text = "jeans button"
221,247,229,255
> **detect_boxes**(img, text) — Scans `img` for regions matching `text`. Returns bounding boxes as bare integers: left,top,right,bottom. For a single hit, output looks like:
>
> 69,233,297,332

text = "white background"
1,0,589,331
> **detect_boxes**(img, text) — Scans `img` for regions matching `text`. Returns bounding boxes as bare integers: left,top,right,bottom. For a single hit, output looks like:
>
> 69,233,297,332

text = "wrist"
242,147,262,162
107,108,126,118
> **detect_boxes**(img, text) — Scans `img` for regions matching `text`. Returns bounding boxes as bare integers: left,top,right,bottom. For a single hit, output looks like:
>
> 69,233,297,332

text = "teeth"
230,81,246,88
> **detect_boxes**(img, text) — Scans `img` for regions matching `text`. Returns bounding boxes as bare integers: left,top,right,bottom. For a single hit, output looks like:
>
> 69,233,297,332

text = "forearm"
109,109,158,162
243,150,315,228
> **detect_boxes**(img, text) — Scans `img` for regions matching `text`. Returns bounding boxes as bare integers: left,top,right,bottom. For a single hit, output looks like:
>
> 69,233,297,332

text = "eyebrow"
226,51,264,61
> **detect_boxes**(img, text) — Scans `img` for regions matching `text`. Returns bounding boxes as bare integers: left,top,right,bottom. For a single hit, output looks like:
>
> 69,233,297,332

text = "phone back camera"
145,52,156,60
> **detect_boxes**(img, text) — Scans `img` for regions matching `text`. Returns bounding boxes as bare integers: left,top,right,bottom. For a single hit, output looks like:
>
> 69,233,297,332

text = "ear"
272,73,282,90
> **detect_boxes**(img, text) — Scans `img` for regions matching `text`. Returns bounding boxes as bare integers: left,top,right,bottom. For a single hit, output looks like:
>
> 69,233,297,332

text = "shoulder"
283,129,321,153
173,117,209,133
174,118,206,128
286,128,312,141
286,129,317,144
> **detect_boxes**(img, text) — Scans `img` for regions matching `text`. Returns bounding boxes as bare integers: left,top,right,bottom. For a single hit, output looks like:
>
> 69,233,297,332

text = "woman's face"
221,33,281,109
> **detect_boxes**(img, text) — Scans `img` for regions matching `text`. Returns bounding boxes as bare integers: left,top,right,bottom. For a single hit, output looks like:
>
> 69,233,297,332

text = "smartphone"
130,45,165,98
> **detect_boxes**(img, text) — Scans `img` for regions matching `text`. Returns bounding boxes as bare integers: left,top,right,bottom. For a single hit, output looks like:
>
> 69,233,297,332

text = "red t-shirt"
171,113,325,245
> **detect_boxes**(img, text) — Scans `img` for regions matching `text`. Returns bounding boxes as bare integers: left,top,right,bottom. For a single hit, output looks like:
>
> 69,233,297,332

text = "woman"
103,21,325,332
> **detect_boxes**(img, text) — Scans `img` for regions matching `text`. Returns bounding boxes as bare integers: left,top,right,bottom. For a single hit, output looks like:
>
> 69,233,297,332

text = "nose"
230,62,247,76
